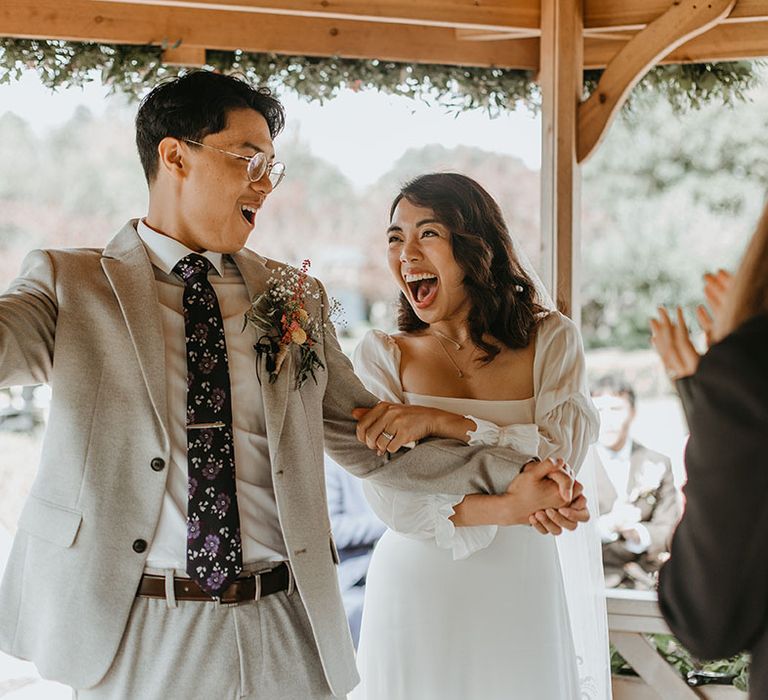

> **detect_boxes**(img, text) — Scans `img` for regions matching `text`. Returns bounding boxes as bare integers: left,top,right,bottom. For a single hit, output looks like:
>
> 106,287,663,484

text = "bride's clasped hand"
353,400,589,531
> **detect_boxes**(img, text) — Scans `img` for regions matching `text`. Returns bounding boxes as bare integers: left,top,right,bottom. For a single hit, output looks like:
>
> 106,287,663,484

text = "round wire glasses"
183,139,286,188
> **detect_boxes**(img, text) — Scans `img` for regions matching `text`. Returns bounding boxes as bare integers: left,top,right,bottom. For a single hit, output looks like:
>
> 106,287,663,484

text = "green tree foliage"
581,85,768,349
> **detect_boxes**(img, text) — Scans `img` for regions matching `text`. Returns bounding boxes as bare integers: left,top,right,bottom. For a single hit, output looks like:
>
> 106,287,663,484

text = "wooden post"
539,0,583,322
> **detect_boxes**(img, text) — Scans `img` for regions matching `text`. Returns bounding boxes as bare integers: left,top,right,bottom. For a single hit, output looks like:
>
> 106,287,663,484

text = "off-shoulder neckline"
403,391,534,404
370,312,563,402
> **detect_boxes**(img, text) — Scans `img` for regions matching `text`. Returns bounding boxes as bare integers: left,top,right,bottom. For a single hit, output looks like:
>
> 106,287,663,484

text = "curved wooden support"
577,0,737,163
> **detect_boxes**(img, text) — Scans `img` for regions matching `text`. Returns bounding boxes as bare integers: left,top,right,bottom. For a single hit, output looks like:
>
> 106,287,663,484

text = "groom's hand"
504,458,572,524
519,458,589,535
523,457,576,502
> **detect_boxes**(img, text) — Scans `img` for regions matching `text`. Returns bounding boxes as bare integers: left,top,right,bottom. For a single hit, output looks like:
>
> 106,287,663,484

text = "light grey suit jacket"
0,222,530,695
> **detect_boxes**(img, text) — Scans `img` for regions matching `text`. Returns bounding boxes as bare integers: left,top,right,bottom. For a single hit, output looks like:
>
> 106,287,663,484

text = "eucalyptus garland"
585,61,762,114
0,37,760,116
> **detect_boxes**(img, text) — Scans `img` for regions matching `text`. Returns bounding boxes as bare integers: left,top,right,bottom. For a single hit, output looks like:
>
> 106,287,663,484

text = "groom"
0,71,587,698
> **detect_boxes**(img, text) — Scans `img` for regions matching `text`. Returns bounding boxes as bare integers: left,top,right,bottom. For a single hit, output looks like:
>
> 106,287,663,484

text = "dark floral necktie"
173,253,242,598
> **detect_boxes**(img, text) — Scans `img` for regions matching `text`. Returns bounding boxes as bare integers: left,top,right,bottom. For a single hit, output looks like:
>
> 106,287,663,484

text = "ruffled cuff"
465,416,540,456
432,495,498,561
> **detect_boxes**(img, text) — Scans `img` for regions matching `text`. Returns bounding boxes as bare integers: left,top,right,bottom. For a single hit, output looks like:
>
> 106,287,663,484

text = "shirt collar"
598,438,633,463
136,219,224,277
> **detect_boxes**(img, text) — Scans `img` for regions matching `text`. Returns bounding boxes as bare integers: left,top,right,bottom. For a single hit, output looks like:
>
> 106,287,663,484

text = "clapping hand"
650,306,701,380
650,269,733,380
696,269,733,345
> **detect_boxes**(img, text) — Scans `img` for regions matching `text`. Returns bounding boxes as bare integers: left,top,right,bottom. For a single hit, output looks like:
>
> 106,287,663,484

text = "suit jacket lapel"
101,222,169,442
626,441,644,500
231,248,291,465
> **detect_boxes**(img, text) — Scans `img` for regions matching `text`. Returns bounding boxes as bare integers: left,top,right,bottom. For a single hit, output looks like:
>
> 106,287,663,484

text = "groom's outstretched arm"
317,285,533,496
0,250,57,389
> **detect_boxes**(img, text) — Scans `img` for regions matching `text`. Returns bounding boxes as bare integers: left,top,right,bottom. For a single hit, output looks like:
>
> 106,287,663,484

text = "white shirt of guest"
597,440,633,498
137,219,287,570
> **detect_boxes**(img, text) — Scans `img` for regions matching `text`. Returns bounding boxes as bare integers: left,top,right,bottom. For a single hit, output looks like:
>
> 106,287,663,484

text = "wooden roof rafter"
3,0,768,71
0,0,540,69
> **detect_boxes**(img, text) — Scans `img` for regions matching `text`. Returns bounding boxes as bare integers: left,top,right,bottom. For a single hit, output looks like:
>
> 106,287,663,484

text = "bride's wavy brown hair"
718,201,768,338
391,173,547,362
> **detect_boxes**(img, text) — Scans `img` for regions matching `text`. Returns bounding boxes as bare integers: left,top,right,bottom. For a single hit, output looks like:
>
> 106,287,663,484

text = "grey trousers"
74,572,339,700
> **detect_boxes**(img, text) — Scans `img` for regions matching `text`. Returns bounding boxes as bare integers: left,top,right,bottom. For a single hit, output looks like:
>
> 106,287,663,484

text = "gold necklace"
431,331,473,378
432,329,464,350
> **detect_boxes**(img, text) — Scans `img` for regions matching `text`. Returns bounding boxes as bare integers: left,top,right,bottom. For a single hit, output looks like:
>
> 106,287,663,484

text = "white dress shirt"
597,440,633,499
137,219,287,569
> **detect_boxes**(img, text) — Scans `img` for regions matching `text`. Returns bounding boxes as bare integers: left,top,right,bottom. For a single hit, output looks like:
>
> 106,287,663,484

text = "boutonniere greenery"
243,259,343,389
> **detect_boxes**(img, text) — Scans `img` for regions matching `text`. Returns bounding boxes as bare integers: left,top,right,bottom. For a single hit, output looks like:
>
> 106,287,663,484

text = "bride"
350,173,610,699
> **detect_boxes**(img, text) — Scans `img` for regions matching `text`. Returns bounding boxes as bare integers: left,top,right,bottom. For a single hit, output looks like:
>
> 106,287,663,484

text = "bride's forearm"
431,410,476,443
450,494,523,527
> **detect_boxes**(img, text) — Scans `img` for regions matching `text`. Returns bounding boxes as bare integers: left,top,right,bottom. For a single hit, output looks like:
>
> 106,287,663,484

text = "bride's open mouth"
405,272,439,309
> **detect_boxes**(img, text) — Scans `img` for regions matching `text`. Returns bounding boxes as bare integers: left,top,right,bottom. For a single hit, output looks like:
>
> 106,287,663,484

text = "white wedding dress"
350,311,606,700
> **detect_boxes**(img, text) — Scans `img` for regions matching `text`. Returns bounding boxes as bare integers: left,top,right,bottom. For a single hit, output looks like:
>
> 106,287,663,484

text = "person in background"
324,456,386,648
651,210,767,698
591,376,681,589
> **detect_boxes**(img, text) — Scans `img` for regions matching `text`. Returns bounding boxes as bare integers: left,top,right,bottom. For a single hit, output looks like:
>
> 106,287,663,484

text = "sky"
0,70,542,187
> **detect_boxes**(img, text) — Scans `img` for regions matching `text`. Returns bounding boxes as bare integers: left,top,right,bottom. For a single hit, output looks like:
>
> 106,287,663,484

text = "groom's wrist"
521,457,540,473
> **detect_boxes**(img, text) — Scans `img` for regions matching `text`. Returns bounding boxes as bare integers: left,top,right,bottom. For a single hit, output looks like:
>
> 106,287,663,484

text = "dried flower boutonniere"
243,259,343,389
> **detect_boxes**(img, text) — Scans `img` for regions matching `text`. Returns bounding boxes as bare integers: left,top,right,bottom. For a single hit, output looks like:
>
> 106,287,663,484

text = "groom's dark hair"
391,173,547,363
135,70,285,183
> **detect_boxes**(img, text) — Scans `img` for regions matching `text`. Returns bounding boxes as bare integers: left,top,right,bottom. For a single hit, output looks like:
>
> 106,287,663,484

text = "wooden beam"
585,0,768,33
578,0,737,163
539,0,583,321
454,28,540,42
64,0,768,34
0,0,539,69
96,0,542,33
585,21,768,67
162,44,207,65
4,0,765,71
611,633,699,699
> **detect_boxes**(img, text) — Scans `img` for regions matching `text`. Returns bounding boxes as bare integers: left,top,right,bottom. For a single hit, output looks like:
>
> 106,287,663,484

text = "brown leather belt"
136,563,290,604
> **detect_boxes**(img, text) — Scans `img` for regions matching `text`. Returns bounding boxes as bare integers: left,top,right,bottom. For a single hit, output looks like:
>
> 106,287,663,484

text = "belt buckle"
214,581,240,607
215,573,258,607
216,590,239,606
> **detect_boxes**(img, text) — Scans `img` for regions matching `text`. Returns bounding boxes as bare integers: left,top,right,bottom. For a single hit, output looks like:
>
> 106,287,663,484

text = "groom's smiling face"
165,107,276,254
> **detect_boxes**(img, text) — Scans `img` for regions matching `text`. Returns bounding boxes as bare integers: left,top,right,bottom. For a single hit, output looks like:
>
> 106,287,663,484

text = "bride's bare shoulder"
389,329,430,351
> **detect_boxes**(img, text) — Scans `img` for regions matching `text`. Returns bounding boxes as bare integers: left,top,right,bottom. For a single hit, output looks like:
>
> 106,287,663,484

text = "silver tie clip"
186,421,226,430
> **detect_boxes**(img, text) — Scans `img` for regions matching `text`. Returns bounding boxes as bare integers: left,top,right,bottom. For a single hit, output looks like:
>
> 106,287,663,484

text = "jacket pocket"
17,495,83,548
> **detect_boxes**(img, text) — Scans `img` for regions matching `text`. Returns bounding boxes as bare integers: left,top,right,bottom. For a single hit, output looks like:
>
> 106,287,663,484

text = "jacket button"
132,539,147,553
150,458,165,472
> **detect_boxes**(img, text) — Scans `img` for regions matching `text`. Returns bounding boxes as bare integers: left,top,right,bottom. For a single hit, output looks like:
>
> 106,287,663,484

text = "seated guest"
324,456,386,648
651,209,768,698
591,376,681,589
